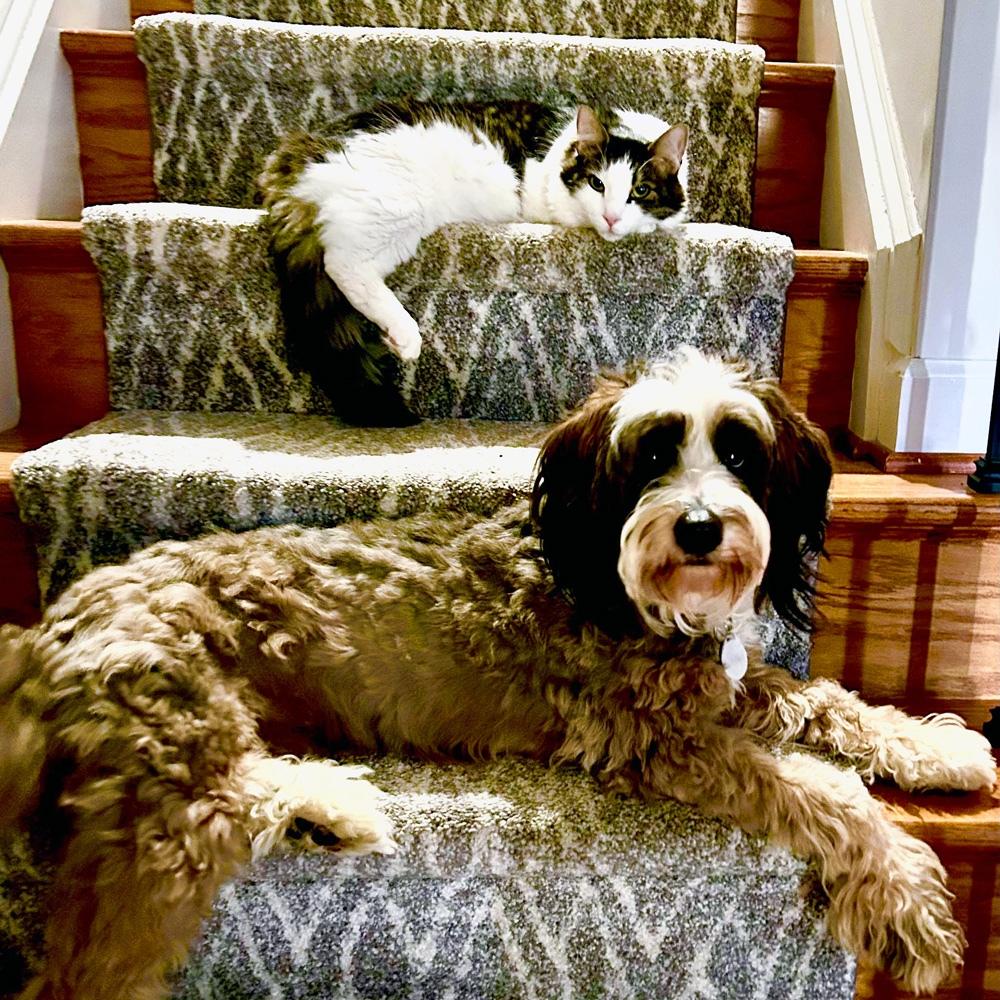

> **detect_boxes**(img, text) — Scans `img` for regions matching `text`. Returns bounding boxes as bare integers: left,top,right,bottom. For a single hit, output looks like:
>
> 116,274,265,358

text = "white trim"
0,0,56,146
895,358,996,453
800,0,937,448
835,0,921,257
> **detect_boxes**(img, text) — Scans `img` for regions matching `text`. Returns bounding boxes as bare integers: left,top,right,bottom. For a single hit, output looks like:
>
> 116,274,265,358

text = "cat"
260,101,688,424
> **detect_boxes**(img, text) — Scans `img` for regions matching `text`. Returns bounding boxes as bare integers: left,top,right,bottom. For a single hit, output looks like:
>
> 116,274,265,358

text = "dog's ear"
751,381,834,632
531,373,636,632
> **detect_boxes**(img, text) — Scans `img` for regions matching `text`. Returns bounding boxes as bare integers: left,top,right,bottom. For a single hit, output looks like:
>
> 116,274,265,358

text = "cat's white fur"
293,108,687,361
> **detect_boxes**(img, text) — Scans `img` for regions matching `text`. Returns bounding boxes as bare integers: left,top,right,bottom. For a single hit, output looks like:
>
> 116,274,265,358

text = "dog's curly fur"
1,352,995,999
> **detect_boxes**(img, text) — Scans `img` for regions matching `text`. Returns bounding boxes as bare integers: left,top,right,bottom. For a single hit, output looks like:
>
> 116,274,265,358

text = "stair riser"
0,225,865,435
61,32,833,248
812,525,1000,733
0,512,39,627
136,17,763,223
128,0,803,61
858,850,1000,999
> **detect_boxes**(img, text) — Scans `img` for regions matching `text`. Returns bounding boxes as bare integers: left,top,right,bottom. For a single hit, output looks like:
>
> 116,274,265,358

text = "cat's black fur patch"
330,99,564,179
259,130,418,426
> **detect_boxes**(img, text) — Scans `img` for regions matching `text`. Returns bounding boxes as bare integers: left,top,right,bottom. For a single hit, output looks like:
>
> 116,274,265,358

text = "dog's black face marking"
711,416,769,501
620,415,687,509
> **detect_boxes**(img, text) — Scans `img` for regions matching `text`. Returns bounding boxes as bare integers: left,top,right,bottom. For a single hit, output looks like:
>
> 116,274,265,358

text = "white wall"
899,0,1000,453
0,0,129,432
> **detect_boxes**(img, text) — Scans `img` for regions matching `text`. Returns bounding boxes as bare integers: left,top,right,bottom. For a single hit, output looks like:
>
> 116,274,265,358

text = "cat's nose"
603,213,619,230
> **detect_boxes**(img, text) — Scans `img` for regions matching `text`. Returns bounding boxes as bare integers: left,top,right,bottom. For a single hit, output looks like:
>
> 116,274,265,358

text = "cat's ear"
649,123,689,173
575,106,609,148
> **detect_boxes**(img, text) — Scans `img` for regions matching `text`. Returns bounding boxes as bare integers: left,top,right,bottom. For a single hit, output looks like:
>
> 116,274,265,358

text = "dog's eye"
588,175,605,192
633,183,650,198
724,451,744,471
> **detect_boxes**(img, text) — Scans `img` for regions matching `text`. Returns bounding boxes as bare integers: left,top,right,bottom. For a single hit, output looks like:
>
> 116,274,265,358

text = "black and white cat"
261,101,688,422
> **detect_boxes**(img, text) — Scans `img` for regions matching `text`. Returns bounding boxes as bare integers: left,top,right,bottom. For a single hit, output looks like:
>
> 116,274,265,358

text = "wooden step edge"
788,250,867,294
0,220,92,271
60,29,835,95
133,0,193,15
872,761,999,855
61,29,139,61
0,427,92,514
829,472,1000,531
0,219,866,292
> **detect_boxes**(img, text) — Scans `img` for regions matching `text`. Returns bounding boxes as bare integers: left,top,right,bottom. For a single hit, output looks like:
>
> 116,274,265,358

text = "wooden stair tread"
0,219,866,280
58,28,834,249
872,764,1000,854
60,29,833,91
831,472,1000,530
0,411,990,530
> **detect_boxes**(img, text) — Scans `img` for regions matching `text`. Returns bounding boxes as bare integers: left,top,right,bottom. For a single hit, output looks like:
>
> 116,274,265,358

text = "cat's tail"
259,134,418,427
0,624,49,829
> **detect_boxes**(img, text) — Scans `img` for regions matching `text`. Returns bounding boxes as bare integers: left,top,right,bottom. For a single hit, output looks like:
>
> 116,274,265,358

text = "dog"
0,349,994,999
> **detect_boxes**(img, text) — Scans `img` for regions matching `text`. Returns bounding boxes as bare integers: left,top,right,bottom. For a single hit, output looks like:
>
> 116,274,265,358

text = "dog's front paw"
385,316,422,361
297,763,397,857
878,915,964,997
887,713,996,792
831,831,963,995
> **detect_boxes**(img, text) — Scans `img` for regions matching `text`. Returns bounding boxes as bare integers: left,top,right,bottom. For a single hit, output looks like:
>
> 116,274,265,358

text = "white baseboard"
895,357,996,453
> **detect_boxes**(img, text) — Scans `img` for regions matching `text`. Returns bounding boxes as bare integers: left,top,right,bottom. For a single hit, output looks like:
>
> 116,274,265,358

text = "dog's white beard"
617,472,771,637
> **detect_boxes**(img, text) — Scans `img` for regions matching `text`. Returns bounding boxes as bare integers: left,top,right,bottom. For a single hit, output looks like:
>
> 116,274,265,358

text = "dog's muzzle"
617,473,771,636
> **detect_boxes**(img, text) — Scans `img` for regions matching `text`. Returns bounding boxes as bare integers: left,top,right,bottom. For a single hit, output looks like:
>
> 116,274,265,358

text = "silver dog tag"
721,634,748,683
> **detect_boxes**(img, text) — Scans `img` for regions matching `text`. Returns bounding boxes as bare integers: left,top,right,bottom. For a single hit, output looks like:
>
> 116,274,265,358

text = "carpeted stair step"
0,220,867,436
81,202,796,422
8,408,808,674
0,755,855,999
10,411,542,604
189,0,739,40
62,30,834,247
134,13,763,224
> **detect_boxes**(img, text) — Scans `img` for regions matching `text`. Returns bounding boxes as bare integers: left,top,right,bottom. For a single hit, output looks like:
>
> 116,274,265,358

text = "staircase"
0,0,997,996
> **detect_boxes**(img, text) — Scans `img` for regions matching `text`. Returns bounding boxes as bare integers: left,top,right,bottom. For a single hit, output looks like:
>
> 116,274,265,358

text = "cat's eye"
588,175,605,193
633,183,651,198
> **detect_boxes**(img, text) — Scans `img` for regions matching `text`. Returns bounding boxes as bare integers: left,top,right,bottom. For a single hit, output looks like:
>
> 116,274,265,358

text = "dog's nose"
674,508,723,556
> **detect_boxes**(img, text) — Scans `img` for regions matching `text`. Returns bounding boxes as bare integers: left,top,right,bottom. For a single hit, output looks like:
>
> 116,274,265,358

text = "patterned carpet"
136,14,764,223
83,204,795,420
192,0,739,39
1,758,856,998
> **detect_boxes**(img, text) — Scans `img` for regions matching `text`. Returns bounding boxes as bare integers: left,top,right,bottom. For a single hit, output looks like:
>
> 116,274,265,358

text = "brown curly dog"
1,350,994,999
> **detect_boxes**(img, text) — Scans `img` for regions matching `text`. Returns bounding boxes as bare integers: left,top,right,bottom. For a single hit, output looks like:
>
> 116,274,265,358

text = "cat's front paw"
385,317,422,361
